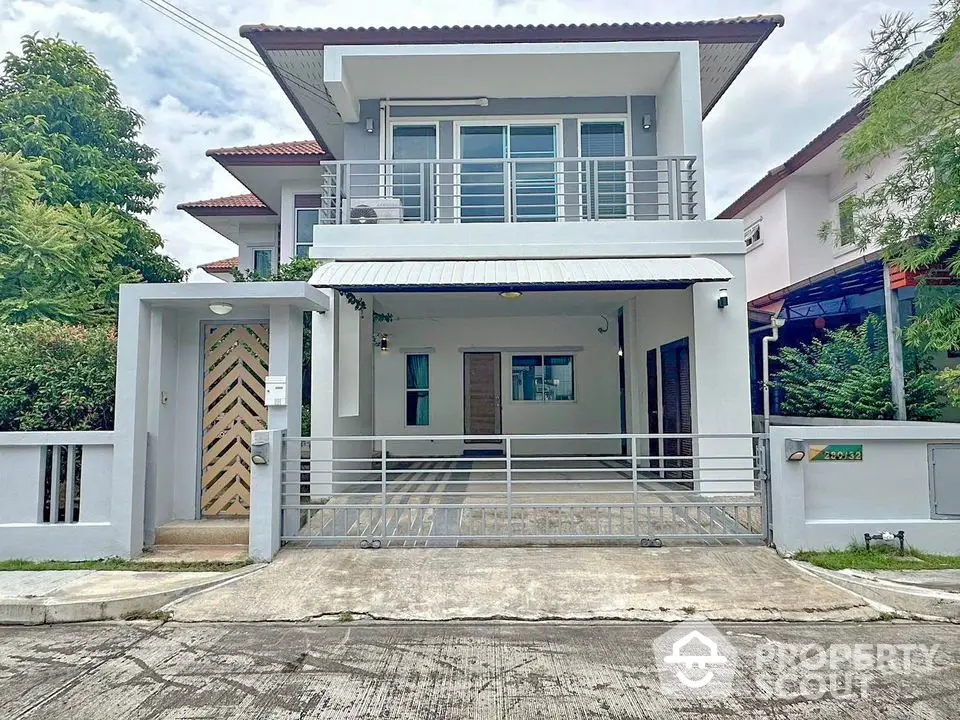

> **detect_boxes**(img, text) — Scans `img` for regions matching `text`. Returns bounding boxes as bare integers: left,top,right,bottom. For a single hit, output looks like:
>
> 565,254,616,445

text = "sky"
0,0,934,272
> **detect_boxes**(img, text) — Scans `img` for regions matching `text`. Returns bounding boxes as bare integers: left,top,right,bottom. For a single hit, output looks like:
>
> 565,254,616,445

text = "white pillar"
249,428,284,561
690,254,754,494
883,264,907,421
311,289,337,498
110,286,152,557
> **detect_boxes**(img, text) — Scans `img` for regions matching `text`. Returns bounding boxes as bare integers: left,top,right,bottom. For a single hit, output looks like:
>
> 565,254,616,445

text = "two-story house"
179,16,783,496
720,96,958,418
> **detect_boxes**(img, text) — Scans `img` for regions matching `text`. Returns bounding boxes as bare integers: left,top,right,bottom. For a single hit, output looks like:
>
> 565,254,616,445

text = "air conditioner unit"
349,197,403,224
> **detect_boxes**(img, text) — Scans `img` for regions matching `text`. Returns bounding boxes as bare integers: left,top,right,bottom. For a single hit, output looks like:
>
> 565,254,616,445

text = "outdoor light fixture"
716,288,729,310
365,117,375,133
209,302,234,315
379,334,390,352
642,114,653,131
618,347,624,358
499,290,523,299
251,438,269,466
785,439,806,462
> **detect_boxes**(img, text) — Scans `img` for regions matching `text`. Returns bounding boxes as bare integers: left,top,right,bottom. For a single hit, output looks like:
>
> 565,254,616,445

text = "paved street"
1,620,958,719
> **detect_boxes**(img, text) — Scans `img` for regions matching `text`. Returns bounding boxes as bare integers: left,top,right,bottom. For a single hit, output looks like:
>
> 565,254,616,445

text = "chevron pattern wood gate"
200,323,269,517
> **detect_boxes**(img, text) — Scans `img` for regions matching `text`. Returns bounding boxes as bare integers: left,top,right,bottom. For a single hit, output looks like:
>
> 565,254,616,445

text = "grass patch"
795,544,960,571
0,557,251,572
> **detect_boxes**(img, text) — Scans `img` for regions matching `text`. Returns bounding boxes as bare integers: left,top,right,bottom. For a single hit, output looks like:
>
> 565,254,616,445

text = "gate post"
249,429,284,562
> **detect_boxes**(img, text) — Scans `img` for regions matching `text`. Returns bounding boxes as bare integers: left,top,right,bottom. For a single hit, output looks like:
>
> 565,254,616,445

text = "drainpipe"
761,317,785,435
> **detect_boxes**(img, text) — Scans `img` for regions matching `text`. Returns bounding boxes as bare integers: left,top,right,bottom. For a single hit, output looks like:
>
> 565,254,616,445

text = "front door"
199,323,269,517
463,352,502,438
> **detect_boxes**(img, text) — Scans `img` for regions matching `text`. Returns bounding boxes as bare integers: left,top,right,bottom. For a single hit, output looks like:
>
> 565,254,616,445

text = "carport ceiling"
373,290,658,319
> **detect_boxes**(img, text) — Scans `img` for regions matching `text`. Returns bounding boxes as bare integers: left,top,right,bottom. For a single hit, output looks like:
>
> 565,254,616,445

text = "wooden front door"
463,352,502,438
199,323,269,517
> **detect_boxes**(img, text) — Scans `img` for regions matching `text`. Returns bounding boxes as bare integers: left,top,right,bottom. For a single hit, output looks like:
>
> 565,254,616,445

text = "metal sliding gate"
280,433,771,548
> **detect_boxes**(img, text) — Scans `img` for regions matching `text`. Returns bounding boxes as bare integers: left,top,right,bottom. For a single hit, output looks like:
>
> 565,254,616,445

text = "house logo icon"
653,621,737,698
663,630,728,688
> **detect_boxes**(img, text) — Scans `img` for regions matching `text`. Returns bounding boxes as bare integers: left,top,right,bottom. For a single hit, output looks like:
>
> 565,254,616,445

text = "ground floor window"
405,354,430,426
511,354,574,402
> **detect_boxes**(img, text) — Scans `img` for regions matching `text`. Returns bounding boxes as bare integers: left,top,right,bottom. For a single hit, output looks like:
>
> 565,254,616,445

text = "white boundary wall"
0,432,123,561
771,424,960,554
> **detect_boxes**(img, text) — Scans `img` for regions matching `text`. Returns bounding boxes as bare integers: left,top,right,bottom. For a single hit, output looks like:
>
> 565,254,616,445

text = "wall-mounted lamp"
209,302,234,316
716,288,729,310
641,114,653,131
365,117,375,134
379,334,390,352
785,439,806,462
251,438,269,465
618,347,624,358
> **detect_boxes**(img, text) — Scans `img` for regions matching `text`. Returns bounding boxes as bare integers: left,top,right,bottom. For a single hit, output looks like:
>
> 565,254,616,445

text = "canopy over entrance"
310,257,732,293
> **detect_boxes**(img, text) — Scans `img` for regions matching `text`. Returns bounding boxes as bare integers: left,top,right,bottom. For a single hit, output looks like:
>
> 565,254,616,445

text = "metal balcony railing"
312,156,699,225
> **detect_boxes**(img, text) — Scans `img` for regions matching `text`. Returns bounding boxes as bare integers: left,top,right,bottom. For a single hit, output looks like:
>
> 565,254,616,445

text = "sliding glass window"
392,125,437,221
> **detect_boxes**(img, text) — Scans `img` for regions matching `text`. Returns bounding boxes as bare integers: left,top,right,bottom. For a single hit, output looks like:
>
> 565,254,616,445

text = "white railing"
273,433,766,549
0,431,118,560
313,156,699,224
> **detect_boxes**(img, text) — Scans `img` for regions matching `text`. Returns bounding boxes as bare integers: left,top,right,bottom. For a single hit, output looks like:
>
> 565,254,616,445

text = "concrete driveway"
165,546,877,622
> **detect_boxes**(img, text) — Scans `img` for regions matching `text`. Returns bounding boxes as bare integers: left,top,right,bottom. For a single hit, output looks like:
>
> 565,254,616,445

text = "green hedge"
0,321,116,431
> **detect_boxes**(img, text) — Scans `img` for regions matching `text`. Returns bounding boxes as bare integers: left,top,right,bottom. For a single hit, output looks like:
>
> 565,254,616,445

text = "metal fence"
280,433,769,548
311,156,699,224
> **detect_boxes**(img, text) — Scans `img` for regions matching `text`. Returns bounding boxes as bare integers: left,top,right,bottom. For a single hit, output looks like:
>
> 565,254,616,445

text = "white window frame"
744,219,763,252
453,117,565,224
576,117,633,221
403,352,431,427
294,206,321,258
386,121,441,218
831,186,859,257
509,352,576,404
250,246,276,277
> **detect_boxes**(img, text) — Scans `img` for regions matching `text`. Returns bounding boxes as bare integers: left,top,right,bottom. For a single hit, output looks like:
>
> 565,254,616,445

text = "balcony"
312,156,698,226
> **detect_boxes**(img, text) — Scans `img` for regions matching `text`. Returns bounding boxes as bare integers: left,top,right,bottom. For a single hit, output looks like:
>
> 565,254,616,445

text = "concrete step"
138,544,250,564
155,519,249,547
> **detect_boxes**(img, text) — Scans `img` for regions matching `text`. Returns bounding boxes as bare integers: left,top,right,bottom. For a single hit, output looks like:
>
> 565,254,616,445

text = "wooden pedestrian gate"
200,323,269,517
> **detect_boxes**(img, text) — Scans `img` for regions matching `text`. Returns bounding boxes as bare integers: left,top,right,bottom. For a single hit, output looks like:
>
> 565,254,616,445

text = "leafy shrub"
775,314,942,421
0,321,116,430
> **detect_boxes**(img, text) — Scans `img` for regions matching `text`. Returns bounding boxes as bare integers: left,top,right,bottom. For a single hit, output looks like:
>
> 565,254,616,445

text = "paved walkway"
165,546,877,622
3,621,957,718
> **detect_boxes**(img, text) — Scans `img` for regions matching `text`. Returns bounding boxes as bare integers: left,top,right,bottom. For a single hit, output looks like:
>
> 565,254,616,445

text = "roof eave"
178,204,277,218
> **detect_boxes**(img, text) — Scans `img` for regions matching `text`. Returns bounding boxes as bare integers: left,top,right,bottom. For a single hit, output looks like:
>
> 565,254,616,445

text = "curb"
0,564,264,625
791,562,960,622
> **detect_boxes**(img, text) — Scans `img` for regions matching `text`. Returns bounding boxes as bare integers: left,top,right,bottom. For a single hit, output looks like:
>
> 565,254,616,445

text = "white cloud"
0,0,935,266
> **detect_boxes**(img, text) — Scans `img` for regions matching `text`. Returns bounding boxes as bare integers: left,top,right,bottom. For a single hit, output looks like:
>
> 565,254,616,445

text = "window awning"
309,258,732,292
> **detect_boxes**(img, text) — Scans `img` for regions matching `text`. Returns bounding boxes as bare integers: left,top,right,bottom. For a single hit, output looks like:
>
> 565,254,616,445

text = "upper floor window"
580,122,627,219
252,248,274,277
744,221,762,251
838,195,857,248
392,125,438,221
295,194,325,258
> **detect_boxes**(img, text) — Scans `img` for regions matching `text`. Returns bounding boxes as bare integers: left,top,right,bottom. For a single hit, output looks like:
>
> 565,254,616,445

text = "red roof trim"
206,139,328,166
177,193,276,217
199,257,239,273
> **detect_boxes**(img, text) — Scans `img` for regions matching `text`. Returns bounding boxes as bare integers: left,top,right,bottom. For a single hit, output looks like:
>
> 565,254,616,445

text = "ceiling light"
209,303,234,315
499,290,523,299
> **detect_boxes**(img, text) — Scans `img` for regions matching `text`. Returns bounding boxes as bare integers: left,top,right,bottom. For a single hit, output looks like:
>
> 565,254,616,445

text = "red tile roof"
178,193,266,209
206,140,326,158
199,257,239,273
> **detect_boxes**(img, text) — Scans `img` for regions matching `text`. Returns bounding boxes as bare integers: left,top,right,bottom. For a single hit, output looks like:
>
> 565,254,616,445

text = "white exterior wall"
743,189,789,301
373,315,621,456
237,223,280,274
771,425,960,554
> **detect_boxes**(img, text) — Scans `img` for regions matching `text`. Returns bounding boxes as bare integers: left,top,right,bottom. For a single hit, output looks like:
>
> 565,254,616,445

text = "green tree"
828,4,960,352
0,35,182,283
0,152,136,322
775,315,942,421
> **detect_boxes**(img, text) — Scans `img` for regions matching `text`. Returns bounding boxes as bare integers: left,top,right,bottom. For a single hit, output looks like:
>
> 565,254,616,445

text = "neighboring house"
178,16,783,476
719,99,957,416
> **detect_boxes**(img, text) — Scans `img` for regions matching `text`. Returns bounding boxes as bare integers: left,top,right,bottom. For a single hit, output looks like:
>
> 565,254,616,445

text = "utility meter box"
265,376,287,407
